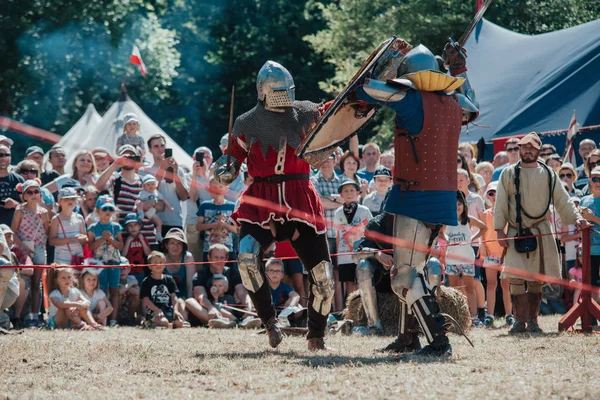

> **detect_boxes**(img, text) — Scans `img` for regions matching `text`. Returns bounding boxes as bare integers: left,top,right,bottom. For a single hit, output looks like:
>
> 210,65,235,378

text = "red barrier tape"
3,187,598,295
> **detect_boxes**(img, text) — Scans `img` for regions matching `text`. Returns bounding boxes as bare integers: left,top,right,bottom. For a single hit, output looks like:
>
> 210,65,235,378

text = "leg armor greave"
238,235,264,293
356,259,380,327
409,276,448,347
391,215,433,297
310,261,335,316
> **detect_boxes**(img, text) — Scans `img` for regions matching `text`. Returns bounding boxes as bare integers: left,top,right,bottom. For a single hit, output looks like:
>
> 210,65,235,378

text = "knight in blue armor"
353,41,479,356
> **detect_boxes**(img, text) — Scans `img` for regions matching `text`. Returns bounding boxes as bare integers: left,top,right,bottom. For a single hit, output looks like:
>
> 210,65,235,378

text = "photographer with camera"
95,145,160,249
495,132,589,334
140,134,189,237
186,147,213,262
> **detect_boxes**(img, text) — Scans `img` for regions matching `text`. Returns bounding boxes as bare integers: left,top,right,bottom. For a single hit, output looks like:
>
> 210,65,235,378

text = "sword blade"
457,0,493,46
226,85,235,168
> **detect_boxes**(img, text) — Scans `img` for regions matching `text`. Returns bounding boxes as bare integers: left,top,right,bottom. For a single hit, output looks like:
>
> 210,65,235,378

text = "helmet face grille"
266,88,295,108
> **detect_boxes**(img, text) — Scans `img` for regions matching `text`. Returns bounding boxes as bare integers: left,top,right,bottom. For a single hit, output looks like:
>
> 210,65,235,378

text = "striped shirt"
311,171,343,238
108,172,158,246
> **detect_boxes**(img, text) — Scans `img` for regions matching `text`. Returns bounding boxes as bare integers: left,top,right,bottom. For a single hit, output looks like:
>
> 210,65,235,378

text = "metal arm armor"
453,72,479,124
213,154,241,186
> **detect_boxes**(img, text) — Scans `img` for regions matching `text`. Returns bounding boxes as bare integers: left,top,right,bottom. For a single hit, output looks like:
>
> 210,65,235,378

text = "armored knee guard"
237,235,264,293
425,257,443,290
310,261,334,316
356,259,380,327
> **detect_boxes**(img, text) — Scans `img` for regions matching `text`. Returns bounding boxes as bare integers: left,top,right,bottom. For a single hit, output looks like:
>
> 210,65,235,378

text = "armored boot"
508,294,528,334
411,296,452,357
307,337,334,352
378,302,421,353
526,293,543,333
264,317,283,349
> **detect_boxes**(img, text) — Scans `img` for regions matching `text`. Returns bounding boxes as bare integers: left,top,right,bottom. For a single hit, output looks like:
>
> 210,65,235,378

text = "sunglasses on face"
589,160,600,169
100,207,114,212
21,169,39,175
506,147,519,153
266,270,284,274
0,153,11,158
540,152,554,157
591,177,600,183
25,189,41,195
487,190,496,196
559,173,573,179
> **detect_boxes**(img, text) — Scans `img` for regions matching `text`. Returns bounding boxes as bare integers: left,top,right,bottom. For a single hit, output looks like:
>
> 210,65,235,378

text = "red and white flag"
130,45,147,76
564,110,580,167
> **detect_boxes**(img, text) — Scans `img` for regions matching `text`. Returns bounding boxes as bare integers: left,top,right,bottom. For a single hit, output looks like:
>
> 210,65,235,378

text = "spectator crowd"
0,117,598,332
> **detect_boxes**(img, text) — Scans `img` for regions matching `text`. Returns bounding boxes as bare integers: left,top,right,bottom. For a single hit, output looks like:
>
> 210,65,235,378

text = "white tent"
48,104,102,172
66,91,193,172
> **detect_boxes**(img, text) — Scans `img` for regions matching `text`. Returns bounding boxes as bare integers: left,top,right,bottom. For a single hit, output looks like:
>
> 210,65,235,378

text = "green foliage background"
0,0,598,158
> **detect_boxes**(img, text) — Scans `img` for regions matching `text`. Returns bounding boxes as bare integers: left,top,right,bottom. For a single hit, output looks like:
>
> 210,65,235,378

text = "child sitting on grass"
206,274,238,329
140,251,185,328
80,268,113,326
46,266,101,330
265,258,300,309
118,261,141,326
264,258,304,325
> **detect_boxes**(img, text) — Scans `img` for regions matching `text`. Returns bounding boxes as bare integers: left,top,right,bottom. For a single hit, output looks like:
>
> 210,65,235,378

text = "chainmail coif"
232,101,320,158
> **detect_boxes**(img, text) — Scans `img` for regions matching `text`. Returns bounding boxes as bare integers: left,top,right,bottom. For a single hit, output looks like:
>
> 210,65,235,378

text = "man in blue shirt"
356,142,381,182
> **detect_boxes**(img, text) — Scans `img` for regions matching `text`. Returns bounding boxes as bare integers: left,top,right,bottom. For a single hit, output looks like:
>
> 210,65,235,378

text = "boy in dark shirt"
140,251,185,328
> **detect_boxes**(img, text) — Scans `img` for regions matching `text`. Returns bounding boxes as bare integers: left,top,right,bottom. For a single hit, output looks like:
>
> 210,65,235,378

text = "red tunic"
229,133,326,234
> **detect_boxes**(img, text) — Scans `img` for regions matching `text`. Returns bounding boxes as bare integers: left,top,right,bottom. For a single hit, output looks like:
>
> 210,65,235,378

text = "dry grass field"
2,315,600,399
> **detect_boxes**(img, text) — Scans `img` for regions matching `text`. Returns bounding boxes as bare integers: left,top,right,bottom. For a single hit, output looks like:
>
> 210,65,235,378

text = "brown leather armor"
393,91,462,192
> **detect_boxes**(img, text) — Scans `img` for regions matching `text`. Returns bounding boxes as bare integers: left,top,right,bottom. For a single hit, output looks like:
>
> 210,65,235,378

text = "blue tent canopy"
460,18,600,151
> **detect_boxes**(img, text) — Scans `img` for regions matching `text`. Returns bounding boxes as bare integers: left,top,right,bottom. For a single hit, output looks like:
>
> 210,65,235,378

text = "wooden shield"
297,36,413,166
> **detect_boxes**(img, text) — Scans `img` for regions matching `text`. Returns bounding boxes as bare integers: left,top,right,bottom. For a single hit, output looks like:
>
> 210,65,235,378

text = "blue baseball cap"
124,212,140,226
95,195,116,210
58,187,79,200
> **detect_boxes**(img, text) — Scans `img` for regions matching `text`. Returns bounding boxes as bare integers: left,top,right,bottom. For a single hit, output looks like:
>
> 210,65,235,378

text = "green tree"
0,0,180,154
202,0,335,151
305,0,600,148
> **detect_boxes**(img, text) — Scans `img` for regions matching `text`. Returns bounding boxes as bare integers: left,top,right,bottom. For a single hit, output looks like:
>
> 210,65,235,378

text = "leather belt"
253,174,310,183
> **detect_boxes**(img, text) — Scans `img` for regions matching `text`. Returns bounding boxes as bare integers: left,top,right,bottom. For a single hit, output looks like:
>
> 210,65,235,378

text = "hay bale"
344,286,471,335
437,286,472,333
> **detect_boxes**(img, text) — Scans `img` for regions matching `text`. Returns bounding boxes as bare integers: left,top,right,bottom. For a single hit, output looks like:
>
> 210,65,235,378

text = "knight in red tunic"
213,61,334,351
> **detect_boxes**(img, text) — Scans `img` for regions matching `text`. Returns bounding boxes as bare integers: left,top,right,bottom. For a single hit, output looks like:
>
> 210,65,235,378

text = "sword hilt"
448,37,467,60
